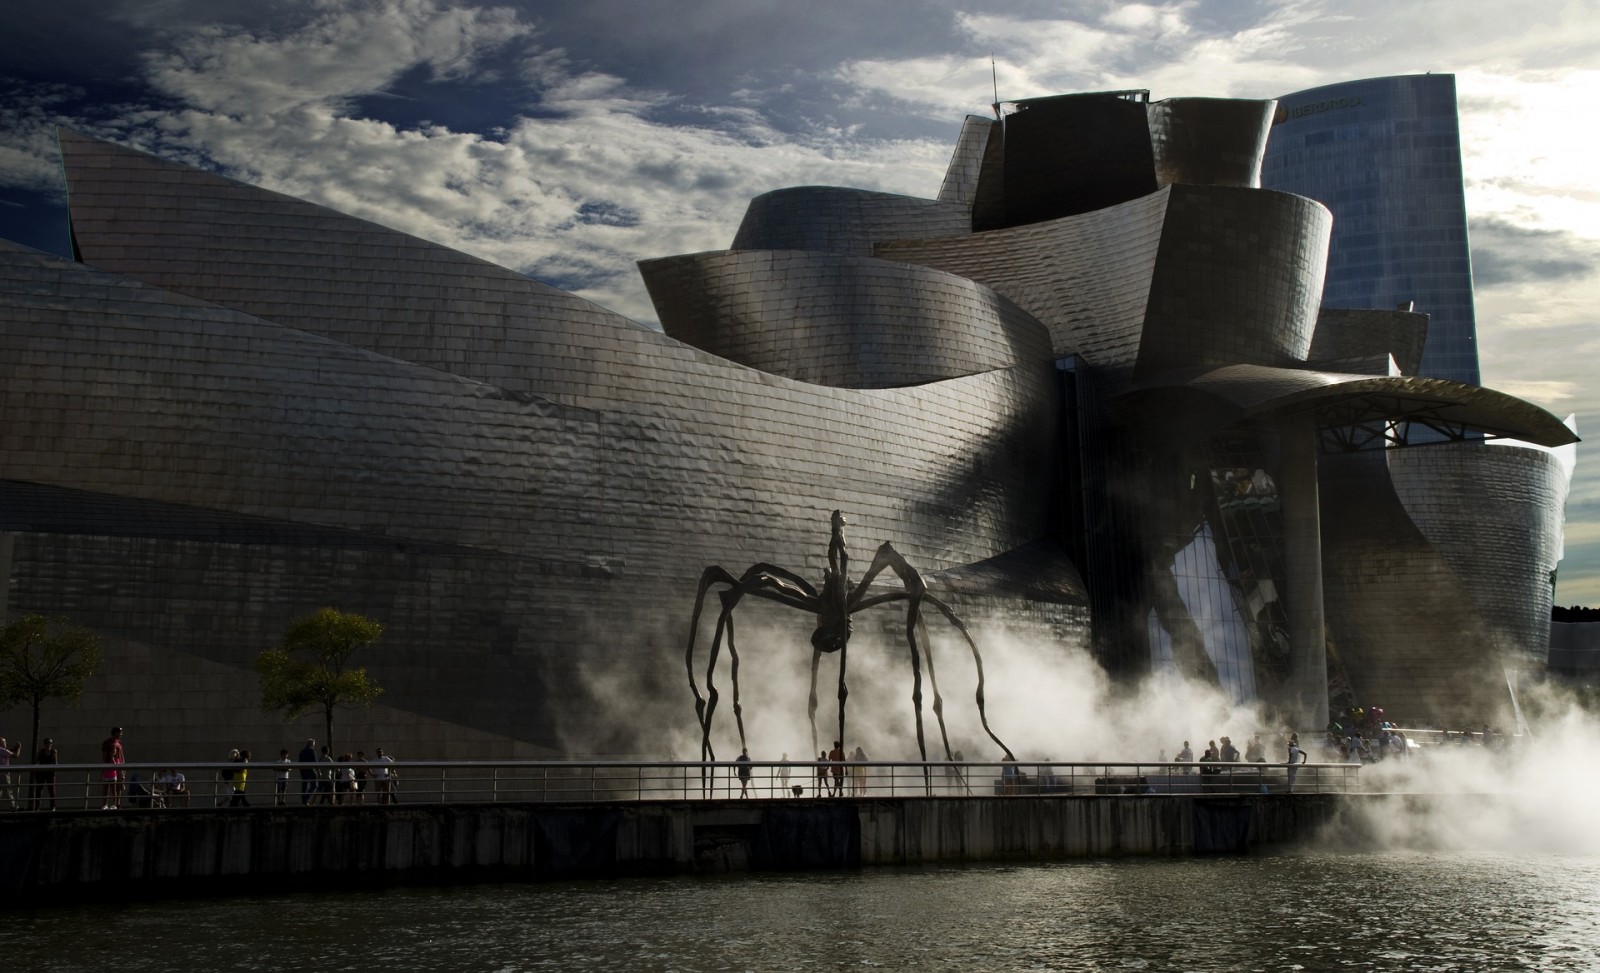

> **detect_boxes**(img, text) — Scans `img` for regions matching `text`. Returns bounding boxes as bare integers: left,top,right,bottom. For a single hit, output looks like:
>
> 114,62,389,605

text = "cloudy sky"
2,0,1597,603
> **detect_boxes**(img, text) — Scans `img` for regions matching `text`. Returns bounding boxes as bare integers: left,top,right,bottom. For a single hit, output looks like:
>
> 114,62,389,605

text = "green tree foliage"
0,614,102,758
254,607,383,753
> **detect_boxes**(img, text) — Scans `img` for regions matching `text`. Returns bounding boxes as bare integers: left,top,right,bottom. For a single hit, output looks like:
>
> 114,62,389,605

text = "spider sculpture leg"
920,590,1014,761
722,593,746,751
684,564,818,766
807,649,823,759
914,615,958,762
805,625,853,766
851,543,1016,767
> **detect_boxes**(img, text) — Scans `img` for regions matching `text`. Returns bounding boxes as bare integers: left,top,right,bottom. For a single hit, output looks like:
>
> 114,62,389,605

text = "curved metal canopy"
1115,363,1579,450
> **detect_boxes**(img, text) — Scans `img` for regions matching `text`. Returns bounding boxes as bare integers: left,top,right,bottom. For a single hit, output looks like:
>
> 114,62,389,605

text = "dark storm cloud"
1471,217,1596,289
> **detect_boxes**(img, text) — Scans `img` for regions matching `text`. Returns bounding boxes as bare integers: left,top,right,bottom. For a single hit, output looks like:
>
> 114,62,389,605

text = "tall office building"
1262,74,1481,384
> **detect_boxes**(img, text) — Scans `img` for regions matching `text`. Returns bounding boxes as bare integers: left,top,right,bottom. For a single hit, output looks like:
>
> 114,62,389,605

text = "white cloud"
0,83,85,195
80,0,969,321
141,0,534,117
1460,68,1600,242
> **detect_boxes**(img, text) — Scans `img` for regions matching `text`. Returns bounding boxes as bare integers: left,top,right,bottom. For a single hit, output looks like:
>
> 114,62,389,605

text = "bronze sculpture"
684,510,1014,778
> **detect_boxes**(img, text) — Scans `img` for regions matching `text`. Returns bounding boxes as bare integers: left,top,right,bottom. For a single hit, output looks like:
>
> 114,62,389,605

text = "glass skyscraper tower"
1261,74,1480,384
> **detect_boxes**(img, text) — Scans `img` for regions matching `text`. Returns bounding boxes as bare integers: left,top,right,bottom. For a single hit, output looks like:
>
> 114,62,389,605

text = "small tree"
254,607,383,753
0,614,102,758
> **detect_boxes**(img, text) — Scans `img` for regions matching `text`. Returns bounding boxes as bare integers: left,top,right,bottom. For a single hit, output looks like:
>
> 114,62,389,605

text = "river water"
8,851,1598,972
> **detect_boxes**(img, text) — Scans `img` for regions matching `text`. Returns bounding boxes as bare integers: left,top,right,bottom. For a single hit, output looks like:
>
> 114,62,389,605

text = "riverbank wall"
0,794,1353,904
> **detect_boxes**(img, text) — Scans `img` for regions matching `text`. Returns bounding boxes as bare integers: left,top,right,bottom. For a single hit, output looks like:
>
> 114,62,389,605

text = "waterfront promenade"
0,759,1361,905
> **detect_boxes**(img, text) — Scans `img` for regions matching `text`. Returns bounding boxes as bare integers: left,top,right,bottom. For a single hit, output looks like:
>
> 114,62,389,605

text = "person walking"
228,750,251,807
333,753,356,804
275,749,292,806
100,726,125,809
849,746,869,796
33,738,59,810
353,750,370,804
945,749,969,795
734,747,753,798
371,747,397,804
298,739,318,804
0,736,19,810
216,748,240,806
317,745,335,804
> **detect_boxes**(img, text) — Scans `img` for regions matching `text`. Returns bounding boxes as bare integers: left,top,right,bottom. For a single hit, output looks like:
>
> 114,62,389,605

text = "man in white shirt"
370,747,397,804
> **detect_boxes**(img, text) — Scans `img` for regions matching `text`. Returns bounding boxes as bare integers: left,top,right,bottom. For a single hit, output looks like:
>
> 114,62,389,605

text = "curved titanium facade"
993,92,1157,226
1148,97,1275,190
639,250,1053,388
4,135,1080,759
1262,74,1481,385
1309,307,1429,376
0,83,1577,756
1388,443,1572,666
1317,450,1509,723
1317,441,1573,722
878,185,1331,381
730,187,970,256
938,114,997,208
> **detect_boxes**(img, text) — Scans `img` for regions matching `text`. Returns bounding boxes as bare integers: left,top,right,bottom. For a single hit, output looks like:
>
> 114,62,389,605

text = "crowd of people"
0,727,401,811
0,734,60,811
3,707,1507,812
732,742,885,798
1162,731,1312,790
285,739,400,807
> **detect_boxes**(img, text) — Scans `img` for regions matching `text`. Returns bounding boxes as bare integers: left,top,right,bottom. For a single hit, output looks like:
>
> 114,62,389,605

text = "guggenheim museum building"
0,75,1577,759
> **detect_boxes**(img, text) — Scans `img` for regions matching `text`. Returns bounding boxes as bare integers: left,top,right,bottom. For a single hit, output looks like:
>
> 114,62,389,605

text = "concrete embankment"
0,794,1353,904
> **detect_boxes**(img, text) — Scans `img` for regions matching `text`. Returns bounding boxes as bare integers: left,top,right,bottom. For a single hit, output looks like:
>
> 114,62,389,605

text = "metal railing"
0,759,1359,810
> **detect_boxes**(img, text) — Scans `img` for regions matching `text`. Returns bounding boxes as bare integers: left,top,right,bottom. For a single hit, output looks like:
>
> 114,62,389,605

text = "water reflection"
9,852,1598,971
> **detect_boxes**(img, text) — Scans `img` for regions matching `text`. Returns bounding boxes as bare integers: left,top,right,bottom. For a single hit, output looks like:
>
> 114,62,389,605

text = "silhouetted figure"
735,748,753,798
1000,754,1021,795
298,739,318,804
228,750,251,807
1245,734,1265,763
33,738,59,810
849,746,868,795
945,749,969,794
1286,734,1308,792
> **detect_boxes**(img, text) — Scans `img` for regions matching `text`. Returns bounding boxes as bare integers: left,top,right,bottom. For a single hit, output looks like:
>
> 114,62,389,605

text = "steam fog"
591,605,1600,856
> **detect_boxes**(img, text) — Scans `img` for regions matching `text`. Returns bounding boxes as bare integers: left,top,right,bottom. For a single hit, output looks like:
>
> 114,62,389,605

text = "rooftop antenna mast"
991,53,1002,122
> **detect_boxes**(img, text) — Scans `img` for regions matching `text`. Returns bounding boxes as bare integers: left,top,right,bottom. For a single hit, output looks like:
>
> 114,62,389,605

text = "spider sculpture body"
684,511,1014,774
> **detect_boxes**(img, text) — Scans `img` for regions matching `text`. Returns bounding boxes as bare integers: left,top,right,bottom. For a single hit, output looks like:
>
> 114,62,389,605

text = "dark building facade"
0,87,1577,760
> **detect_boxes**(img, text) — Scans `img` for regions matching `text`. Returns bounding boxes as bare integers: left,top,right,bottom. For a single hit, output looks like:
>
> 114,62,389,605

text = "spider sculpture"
684,510,1014,778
